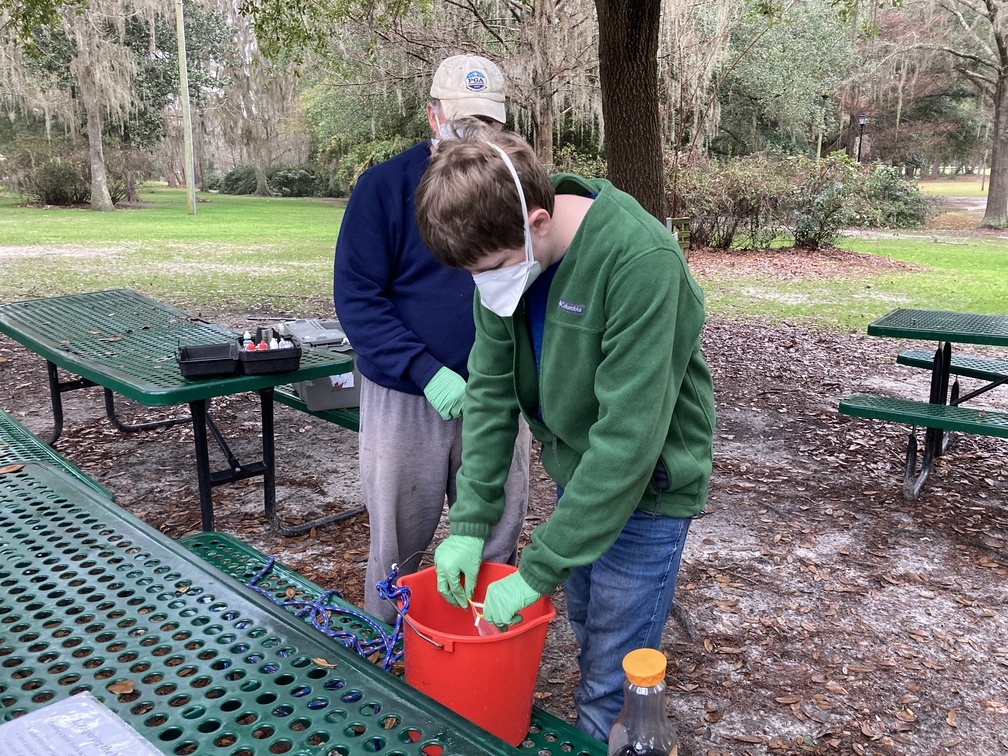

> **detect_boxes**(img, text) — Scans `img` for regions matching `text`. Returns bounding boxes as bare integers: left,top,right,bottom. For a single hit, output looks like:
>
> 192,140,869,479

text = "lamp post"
856,113,868,163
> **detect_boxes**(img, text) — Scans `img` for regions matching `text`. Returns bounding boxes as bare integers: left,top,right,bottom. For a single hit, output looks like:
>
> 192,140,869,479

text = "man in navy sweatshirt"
333,55,531,623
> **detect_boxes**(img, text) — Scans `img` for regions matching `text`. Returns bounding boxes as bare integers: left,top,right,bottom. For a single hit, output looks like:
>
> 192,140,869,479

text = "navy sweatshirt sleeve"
333,142,476,395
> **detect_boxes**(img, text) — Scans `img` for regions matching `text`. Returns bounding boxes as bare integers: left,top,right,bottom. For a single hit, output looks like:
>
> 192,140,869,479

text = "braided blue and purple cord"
246,558,410,672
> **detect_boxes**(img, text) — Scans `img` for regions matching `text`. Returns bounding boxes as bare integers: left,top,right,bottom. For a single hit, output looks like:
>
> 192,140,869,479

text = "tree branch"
937,0,999,64
954,63,996,96
439,0,507,49
924,43,997,71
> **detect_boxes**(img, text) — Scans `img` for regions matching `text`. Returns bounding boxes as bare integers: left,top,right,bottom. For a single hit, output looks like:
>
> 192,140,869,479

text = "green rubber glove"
434,534,484,608
482,572,543,627
423,366,466,420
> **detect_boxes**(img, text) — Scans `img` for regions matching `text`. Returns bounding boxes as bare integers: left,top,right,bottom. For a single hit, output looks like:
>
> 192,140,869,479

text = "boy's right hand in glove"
434,534,484,607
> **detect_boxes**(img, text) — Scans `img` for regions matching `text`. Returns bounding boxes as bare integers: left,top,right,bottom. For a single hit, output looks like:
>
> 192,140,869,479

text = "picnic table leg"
205,413,245,473
903,427,938,500
44,361,96,446
928,342,952,457
45,361,66,445
903,342,953,500
103,388,191,434
260,386,279,532
259,386,364,537
189,398,216,531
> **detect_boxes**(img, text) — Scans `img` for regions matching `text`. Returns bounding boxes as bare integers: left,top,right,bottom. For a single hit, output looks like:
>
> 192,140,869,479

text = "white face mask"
471,143,542,318
431,111,475,149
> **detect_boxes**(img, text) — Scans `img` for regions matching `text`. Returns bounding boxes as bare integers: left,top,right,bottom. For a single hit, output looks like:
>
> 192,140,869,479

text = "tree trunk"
982,74,1008,227
120,136,140,204
254,159,270,196
595,0,665,219
165,161,179,188
74,15,114,212
531,93,555,168
196,116,210,193
124,157,140,204
83,105,115,210
530,0,555,167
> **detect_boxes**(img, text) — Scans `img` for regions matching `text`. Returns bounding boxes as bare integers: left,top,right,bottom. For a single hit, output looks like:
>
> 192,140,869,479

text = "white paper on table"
0,692,162,756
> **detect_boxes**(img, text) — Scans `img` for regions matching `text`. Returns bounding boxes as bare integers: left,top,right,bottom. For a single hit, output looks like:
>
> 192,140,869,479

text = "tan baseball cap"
430,55,506,124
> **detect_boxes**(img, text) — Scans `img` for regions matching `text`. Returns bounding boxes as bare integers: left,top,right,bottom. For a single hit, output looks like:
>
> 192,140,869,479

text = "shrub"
32,154,91,205
670,152,792,249
205,169,225,191
668,151,868,249
268,166,322,197
3,137,90,205
2,136,145,206
319,137,415,196
781,153,864,249
218,163,325,196
219,164,258,195
552,145,607,179
791,182,849,248
857,166,930,228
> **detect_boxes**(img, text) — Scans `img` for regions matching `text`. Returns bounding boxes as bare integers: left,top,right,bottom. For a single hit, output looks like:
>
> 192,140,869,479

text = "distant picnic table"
839,308,1008,499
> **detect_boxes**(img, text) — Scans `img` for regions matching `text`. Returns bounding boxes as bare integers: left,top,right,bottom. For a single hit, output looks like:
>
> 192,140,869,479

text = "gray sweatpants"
358,376,532,623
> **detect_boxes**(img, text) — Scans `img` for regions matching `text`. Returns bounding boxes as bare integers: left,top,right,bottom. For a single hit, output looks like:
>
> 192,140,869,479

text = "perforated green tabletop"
868,308,1008,347
0,409,110,498
177,533,605,756
0,462,521,755
0,290,352,406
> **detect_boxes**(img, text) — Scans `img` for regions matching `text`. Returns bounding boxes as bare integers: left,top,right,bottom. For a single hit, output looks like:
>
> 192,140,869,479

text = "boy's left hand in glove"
482,572,543,627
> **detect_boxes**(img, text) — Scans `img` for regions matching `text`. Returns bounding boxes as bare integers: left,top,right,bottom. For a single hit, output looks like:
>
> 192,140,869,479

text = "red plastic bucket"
397,562,555,746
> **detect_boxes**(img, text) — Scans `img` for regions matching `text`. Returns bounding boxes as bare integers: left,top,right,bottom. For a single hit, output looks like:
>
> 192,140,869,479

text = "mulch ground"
1,242,1005,755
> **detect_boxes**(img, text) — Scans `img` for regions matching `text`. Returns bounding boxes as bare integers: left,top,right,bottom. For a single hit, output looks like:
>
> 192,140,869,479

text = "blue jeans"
564,509,692,742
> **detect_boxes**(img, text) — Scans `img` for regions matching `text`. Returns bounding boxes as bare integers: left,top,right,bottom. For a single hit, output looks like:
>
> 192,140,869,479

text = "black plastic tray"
238,338,302,375
176,342,240,379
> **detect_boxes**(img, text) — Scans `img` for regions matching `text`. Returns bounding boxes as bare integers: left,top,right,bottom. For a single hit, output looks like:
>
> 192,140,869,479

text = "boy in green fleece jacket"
414,131,715,742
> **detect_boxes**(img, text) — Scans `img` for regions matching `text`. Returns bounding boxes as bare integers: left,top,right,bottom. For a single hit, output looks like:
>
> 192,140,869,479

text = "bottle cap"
622,648,667,687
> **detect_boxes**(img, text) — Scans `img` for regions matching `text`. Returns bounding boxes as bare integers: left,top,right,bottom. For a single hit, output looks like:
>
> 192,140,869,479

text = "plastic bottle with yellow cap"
607,648,678,756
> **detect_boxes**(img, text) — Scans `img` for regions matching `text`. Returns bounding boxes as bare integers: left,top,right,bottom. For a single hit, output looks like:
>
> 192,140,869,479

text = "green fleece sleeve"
517,245,707,596
447,295,523,539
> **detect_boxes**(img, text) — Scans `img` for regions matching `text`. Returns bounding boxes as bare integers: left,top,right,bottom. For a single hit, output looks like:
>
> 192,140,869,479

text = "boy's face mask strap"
470,142,542,318
485,142,533,264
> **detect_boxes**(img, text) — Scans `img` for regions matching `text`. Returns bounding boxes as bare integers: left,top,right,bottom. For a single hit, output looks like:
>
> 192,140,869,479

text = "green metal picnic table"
0,461,537,755
0,289,354,536
868,308,1008,347
842,308,1008,497
176,531,606,756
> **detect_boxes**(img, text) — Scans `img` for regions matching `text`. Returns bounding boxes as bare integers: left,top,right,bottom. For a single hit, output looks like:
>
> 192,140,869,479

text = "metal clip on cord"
381,550,445,648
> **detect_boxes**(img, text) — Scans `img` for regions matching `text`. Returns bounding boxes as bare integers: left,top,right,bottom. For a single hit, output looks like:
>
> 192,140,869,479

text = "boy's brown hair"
416,131,556,269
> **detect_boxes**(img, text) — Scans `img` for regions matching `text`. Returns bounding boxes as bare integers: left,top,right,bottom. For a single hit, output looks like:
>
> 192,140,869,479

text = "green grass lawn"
691,232,1008,332
916,178,989,198
2,187,1005,332
0,187,344,315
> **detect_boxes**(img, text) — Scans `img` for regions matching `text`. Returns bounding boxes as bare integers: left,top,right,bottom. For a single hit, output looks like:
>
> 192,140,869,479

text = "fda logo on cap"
465,70,488,92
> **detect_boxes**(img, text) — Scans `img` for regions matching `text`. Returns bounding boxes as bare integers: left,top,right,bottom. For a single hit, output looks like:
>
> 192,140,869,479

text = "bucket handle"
390,602,452,651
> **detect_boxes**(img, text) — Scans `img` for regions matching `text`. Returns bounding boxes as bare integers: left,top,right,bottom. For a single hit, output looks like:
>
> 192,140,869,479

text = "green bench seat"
896,350,1008,382
274,384,360,432
0,408,111,498
839,395,1008,439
